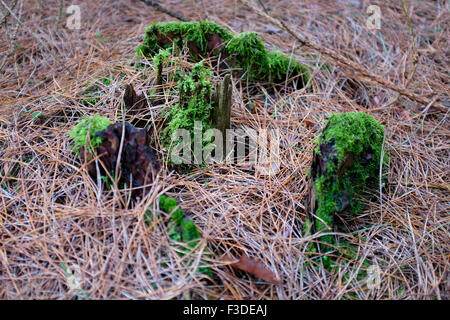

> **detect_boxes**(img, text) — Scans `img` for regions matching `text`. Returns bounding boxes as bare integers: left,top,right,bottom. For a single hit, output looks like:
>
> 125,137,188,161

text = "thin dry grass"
0,0,449,299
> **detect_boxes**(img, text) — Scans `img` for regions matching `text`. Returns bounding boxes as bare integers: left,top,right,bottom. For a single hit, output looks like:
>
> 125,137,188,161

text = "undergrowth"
159,195,212,277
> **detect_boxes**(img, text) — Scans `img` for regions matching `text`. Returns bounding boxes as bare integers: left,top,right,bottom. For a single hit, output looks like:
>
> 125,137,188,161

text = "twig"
256,0,268,14
54,0,64,30
239,0,446,112
139,0,188,22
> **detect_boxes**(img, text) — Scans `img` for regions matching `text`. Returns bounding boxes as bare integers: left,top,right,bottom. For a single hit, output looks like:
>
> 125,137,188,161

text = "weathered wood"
123,84,149,114
123,84,138,110
211,74,232,144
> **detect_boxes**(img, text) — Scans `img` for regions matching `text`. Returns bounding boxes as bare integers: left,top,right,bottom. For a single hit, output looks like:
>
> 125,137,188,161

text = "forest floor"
0,0,449,299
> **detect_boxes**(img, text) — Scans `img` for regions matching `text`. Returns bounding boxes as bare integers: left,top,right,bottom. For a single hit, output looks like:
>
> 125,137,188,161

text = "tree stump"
306,112,386,249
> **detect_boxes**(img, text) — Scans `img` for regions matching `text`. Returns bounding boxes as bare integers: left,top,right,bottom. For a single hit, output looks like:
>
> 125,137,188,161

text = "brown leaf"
224,254,281,284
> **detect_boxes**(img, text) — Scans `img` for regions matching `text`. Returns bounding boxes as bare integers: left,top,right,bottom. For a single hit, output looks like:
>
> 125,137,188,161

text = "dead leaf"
224,254,281,284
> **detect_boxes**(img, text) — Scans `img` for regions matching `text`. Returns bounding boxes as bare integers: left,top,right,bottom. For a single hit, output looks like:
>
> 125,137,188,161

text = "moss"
311,112,387,250
161,61,213,162
142,21,234,57
138,21,311,86
226,34,311,84
267,50,311,84
159,195,212,276
153,47,172,71
226,31,268,79
67,115,113,154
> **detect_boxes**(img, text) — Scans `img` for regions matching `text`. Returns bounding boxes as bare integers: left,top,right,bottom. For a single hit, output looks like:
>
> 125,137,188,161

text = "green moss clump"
139,21,234,57
225,33,311,85
153,47,172,71
266,51,311,84
159,195,212,276
311,112,387,248
67,115,113,154
138,21,311,86
226,31,268,79
161,61,213,160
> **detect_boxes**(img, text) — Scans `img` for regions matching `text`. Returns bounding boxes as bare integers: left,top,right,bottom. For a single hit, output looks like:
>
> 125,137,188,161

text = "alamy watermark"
66,4,81,30
170,121,281,175
366,5,381,30
366,264,381,290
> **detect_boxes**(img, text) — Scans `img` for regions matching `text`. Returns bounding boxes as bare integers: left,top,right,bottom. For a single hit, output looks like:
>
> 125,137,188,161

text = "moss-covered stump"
68,115,159,198
307,112,387,249
137,21,234,59
68,115,113,154
137,21,310,87
160,61,232,165
161,62,213,163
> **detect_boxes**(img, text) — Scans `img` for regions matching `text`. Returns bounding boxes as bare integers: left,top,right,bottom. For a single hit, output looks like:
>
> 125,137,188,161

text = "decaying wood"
123,84,149,115
211,73,232,144
81,122,160,198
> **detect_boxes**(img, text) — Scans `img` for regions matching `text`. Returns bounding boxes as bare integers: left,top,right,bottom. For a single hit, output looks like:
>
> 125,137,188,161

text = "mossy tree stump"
138,21,311,87
306,112,387,249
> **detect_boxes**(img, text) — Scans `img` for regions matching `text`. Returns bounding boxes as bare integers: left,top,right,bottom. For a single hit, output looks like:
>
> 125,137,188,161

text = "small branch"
139,0,188,22
54,0,64,30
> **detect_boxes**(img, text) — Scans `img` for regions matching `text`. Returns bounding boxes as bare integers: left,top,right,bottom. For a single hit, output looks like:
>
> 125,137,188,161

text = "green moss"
226,31,268,79
138,21,311,86
226,34,310,84
161,61,213,162
159,195,212,276
142,21,234,57
67,115,113,154
267,50,311,84
312,112,387,250
153,47,172,70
